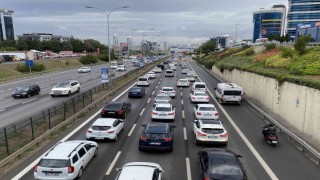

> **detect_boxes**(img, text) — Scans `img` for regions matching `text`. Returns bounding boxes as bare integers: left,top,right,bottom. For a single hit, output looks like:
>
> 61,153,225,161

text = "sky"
2,0,288,46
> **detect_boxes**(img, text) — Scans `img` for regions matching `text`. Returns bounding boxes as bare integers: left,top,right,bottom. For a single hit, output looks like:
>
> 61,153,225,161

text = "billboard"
101,68,109,83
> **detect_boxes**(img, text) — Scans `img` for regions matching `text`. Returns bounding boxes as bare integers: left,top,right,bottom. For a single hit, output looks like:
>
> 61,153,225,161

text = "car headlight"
22,92,27,94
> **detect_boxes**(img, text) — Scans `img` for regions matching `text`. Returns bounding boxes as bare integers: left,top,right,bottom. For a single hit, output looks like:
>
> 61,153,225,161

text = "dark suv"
12,84,40,98
101,101,131,118
139,123,175,152
157,64,165,70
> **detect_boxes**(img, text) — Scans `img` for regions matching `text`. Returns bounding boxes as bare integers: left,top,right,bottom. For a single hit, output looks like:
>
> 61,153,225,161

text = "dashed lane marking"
183,127,187,141
147,98,151,104
140,108,145,116
128,124,136,137
105,151,122,175
21,98,37,104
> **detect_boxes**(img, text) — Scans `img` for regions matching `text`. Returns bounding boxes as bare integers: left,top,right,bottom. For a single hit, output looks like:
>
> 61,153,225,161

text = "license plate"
108,112,115,114
272,141,277,144
95,137,104,140
159,114,166,116
132,93,137,95
150,142,161,145
45,173,59,176
204,114,211,116
209,136,218,139
16,95,20,97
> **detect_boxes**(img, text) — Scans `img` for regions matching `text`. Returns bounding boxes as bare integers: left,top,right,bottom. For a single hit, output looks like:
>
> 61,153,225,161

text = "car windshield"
155,107,172,111
111,63,117,66
56,82,70,88
179,80,188,83
146,125,168,134
15,86,29,91
104,103,122,109
195,84,205,88
199,107,215,111
202,128,224,134
130,88,141,92
224,90,242,96
92,126,111,131
38,159,70,168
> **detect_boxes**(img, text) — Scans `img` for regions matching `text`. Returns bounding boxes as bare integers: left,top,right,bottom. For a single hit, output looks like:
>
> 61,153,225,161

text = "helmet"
269,123,275,127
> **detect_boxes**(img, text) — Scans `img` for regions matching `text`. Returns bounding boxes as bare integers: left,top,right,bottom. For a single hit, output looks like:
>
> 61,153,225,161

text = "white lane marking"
181,100,184,105
180,87,182,90
128,124,136,137
105,151,122,175
183,127,187,141
182,110,185,119
152,91,155,95
140,108,145,116
12,81,137,180
181,92,183,96
147,98,151,104
0,90,4,93
188,63,279,180
155,85,158,89
158,81,160,85
21,98,37,104
42,85,50,88
186,157,192,180
0,109,6,112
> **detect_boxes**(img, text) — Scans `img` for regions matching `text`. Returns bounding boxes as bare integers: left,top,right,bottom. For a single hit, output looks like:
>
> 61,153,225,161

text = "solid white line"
21,98,37,104
188,63,279,180
147,98,151,104
158,81,160,84
183,127,187,141
186,157,192,180
12,81,137,180
181,92,183,96
181,100,184,105
128,124,136,137
152,91,155,95
140,108,145,116
182,110,185,119
0,109,6,112
105,151,122,175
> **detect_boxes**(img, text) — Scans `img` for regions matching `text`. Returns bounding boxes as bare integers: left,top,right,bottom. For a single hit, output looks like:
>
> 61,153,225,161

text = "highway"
3,57,320,180
0,62,136,128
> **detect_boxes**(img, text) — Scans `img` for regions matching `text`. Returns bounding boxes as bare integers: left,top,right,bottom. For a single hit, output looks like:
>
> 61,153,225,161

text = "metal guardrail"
193,60,320,166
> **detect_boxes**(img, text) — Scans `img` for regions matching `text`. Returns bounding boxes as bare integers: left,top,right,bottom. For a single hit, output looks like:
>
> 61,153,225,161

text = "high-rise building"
127,36,133,50
252,5,286,42
0,9,15,41
160,41,168,51
287,0,320,38
113,34,118,46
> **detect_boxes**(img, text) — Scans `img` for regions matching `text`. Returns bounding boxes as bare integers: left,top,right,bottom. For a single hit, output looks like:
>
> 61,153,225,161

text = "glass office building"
0,9,15,41
252,5,286,43
287,0,320,38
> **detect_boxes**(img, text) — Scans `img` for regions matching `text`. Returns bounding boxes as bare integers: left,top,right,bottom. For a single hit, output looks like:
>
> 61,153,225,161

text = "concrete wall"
212,66,320,141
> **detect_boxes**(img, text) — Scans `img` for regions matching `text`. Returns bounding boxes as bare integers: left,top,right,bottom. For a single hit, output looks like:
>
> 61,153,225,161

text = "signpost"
101,67,109,83
25,60,33,74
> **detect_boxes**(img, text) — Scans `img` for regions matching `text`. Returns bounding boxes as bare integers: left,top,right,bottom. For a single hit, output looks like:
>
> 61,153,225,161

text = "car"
146,71,156,79
78,67,91,73
50,80,80,97
177,79,190,87
136,76,150,86
115,162,164,180
128,87,145,98
214,83,244,104
182,68,189,74
109,70,115,77
198,149,247,180
101,101,131,118
133,62,140,67
117,65,126,71
159,87,176,98
185,73,195,82
187,71,197,78
193,104,219,120
86,118,124,141
181,64,188,69
151,103,175,121
34,141,98,180
117,61,124,65
157,64,165,70
12,84,40,98
153,67,162,73
169,64,177,71
123,59,129,63
192,82,207,92
154,94,172,104
193,119,228,145
164,69,174,77
111,62,118,69
139,123,175,151
190,90,210,103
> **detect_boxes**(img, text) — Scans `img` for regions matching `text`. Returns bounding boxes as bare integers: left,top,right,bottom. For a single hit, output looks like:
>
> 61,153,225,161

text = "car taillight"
101,110,107,113
164,137,172,142
107,130,115,134
206,97,209,100
34,165,37,172
197,131,206,136
168,112,174,115
68,166,74,173
192,97,196,99
241,95,244,101
116,110,124,114
204,177,210,180
215,113,219,116
140,136,147,141
152,112,158,115
87,130,92,133
197,112,201,115
220,132,228,137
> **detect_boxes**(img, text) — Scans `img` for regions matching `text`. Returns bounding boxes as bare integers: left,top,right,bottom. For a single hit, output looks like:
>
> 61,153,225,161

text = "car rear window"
104,103,122,109
202,128,224,134
130,88,141,92
92,126,111,131
195,93,207,96
138,78,147,81
166,71,173,73
195,84,205,88
199,107,215,111
210,155,241,175
38,159,70,168
156,96,169,100
156,107,172,111
146,126,168,133
180,80,188,83
162,88,173,91
224,90,242,96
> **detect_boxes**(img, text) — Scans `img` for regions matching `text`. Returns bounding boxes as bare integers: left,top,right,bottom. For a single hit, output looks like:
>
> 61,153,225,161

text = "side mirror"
119,120,124,123
159,169,164,173
193,120,197,123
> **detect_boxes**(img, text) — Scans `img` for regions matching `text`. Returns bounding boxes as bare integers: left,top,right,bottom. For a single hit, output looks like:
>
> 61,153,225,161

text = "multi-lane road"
2,57,320,180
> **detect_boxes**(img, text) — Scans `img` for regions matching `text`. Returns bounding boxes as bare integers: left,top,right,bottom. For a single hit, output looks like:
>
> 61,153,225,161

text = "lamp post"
235,24,239,46
259,8,265,39
85,5,129,67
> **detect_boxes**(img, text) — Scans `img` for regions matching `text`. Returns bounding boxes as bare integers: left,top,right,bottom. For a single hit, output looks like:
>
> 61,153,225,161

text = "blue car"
139,123,175,152
128,87,145,98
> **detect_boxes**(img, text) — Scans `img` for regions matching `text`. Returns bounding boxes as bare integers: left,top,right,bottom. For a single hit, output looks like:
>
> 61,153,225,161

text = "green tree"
47,39,62,53
294,35,311,54
61,41,73,51
70,38,85,52
16,39,29,50
200,38,216,55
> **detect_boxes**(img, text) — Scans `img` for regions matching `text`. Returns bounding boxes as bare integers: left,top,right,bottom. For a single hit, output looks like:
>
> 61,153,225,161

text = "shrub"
16,63,45,72
294,35,311,54
245,50,254,56
16,64,29,72
33,64,45,71
65,61,69,65
79,55,98,65
279,47,295,58
97,54,109,62
265,43,276,51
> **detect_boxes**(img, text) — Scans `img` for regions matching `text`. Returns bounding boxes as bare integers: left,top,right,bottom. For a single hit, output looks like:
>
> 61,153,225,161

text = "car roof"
156,94,170,97
194,82,205,85
199,120,223,129
92,118,117,126
119,162,161,179
197,104,215,107
178,79,188,81
162,87,174,89
147,122,170,130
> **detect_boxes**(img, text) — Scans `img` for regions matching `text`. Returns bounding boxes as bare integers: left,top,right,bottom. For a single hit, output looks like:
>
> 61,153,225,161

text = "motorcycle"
264,132,278,146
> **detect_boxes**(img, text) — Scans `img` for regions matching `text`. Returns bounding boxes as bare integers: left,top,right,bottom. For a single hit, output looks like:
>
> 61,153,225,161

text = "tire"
77,87,80,93
27,94,31,98
123,112,126,118
94,148,98,157
77,167,83,179
68,91,71,96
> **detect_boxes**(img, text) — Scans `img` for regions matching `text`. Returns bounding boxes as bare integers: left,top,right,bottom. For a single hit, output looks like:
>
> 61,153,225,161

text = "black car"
128,87,145,98
101,101,131,118
198,149,247,180
12,84,40,98
157,64,165,70
139,123,175,152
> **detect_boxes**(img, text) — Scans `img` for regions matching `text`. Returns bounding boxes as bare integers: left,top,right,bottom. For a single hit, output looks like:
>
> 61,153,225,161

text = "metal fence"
0,59,162,161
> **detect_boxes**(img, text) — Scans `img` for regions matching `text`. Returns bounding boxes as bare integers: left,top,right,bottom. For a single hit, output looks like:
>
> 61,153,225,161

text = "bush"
16,63,45,72
245,50,254,56
16,64,29,72
65,61,69,65
279,47,295,58
33,64,45,71
294,35,311,54
97,54,109,62
265,43,276,51
79,55,98,65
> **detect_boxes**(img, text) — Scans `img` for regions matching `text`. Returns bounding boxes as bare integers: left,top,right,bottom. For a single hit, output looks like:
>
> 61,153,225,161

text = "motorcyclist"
262,123,276,138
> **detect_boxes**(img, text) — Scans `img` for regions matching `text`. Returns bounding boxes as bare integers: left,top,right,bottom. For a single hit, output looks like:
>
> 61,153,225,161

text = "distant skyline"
2,0,287,45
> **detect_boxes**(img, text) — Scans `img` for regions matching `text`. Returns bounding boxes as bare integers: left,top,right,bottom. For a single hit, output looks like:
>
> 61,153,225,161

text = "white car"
153,68,162,73
50,80,80,97
146,71,156,79
193,119,228,145
116,162,164,180
86,118,124,141
34,141,98,180
117,65,126,71
78,67,91,73
154,94,172,104
187,71,197,78
169,65,177,70
192,82,207,92
193,104,219,120
185,74,195,82
111,62,118,69
190,90,209,103
152,103,175,121
159,87,176,98
182,69,189,74
177,79,190,87
137,76,150,86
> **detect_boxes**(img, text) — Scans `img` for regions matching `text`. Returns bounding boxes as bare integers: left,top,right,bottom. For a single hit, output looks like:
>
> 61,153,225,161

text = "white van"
137,76,150,86
191,82,207,92
214,83,243,104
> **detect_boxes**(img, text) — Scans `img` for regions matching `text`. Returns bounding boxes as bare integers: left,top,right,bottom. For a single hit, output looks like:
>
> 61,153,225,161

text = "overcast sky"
3,0,288,46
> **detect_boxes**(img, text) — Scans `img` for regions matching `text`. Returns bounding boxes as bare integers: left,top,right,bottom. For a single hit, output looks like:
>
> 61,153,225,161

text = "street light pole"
235,24,239,46
259,8,265,39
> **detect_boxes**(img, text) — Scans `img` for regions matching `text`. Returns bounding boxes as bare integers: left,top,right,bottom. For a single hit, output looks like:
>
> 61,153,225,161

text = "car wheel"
114,135,118,141
94,148,98,157
68,91,71,96
195,136,199,145
51,95,55,97
77,167,83,179
77,87,80,93
27,94,31,98
37,90,40,95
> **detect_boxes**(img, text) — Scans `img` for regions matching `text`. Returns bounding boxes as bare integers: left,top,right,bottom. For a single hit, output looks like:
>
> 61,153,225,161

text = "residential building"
287,0,320,38
252,5,286,42
17,33,72,42
0,9,15,41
